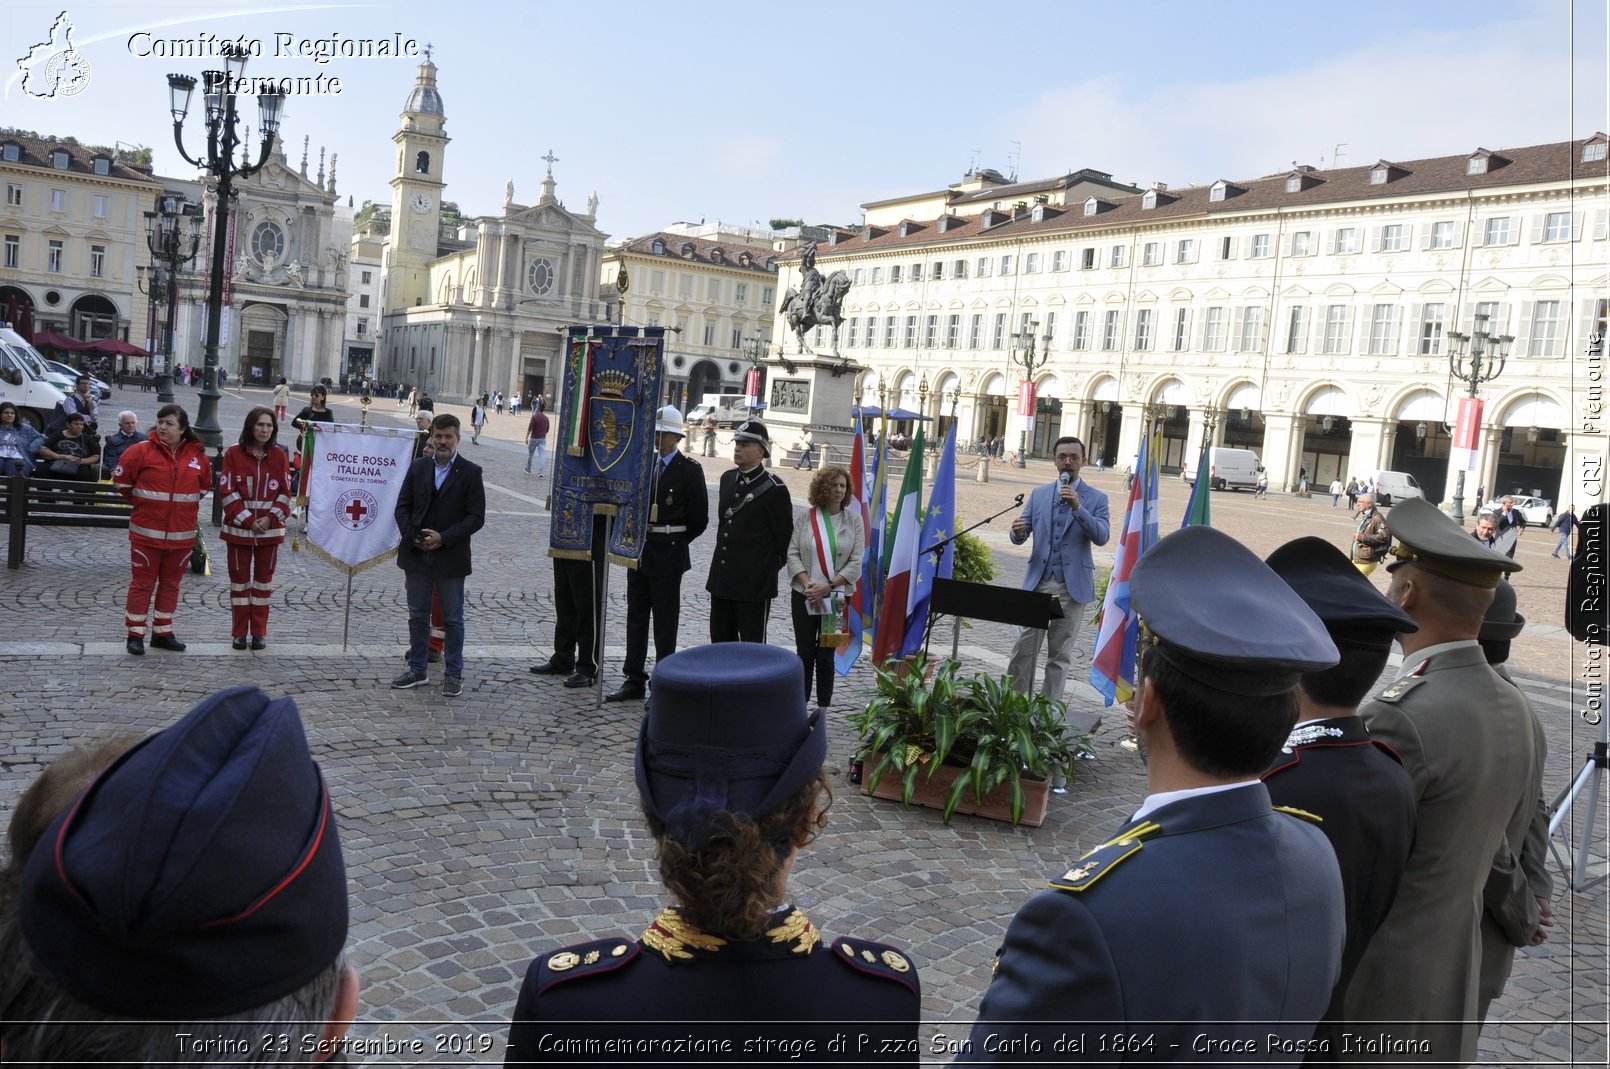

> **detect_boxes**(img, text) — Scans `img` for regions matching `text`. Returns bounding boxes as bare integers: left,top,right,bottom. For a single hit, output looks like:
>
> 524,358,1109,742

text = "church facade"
378,57,609,406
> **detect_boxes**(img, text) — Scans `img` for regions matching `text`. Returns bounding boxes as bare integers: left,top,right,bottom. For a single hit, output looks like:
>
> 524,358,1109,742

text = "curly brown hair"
807,465,853,511
644,770,832,941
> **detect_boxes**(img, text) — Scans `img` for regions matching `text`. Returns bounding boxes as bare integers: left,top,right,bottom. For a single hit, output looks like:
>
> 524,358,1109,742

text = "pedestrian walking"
1551,505,1578,558
1329,478,1343,508
271,376,290,423
524,399,550,475
469,398,486,444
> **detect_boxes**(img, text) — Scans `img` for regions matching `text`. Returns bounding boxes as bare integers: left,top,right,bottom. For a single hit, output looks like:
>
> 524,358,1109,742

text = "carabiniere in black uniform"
706,420,793,643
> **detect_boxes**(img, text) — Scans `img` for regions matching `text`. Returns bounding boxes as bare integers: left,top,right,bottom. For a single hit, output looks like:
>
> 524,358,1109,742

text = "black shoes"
390,669,428,689
529,661,574,675
604,683,647,702
150,634,187,652
563,672,597,689
251,637,267,651
126,634,145,656
232,636,249,651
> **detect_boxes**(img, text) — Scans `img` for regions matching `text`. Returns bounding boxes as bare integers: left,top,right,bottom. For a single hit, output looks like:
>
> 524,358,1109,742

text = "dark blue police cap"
635,644,825,851
1131,526,1339,697
1265,536,1418,648
1385,496,1521,588
18,686,347,1018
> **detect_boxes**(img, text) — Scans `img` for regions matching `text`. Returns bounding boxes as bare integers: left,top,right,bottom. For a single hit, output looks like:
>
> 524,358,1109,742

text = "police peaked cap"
732,420,771,456
1265,536,1418,648
1131,526,1339,697
635,643,825,851
18,686,348,1018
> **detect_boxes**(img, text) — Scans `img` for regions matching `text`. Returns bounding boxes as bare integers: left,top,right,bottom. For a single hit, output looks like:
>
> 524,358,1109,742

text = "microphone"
1058,471,1072,507
1013,493,1025,506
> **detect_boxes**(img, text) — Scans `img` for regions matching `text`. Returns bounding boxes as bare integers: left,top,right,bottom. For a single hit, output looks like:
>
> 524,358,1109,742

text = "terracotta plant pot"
862,752,1050,827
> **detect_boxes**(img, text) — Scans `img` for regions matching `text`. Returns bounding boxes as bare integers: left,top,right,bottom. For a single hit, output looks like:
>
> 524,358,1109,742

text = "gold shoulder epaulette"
1374,674,1427,704
536,938,638,993
833,938,919,991
1273,805,1324,824
1048,820,1162,892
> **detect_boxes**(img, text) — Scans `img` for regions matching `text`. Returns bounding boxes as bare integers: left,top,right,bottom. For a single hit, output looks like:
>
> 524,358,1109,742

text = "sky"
2,0,1606,242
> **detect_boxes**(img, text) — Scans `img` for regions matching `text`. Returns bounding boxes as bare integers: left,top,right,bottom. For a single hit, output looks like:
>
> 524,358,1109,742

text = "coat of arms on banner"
550,326,665,566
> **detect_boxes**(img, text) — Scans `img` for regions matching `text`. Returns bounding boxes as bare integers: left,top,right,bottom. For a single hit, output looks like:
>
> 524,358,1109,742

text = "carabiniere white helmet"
654,405,686,437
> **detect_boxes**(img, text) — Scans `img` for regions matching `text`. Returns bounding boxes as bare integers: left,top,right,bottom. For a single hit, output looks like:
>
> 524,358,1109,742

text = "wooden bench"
1,473,132,568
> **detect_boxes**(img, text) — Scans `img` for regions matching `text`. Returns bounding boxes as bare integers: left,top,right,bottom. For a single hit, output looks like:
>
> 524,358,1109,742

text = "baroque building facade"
378,56,609,406
163,135,352,388
601,222,780,412
0,132,158,347
779,137,1610,509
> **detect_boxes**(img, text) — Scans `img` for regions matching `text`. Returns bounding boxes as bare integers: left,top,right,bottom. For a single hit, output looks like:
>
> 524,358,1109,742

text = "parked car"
43,359,112,399
1483,495,1553,526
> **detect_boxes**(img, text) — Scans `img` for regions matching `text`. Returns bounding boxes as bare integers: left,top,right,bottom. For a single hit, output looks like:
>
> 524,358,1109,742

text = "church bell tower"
385,52,449,313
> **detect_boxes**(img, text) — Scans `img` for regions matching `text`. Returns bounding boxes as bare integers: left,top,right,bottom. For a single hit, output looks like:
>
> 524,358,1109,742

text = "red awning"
83,337,150,357
29,331,91,352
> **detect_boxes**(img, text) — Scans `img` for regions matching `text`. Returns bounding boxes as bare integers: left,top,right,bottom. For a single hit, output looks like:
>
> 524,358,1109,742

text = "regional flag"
901,422,956,658
1089,429,1162,705
563,331,596,457
871,424,925,666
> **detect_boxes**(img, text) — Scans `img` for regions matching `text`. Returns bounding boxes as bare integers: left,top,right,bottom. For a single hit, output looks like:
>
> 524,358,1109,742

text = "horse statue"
781,269,852,354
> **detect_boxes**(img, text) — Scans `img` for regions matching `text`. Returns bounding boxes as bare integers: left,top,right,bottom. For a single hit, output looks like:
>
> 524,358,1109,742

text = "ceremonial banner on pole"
1090,428,1162,706
550,325,665,566
1181,439,1212,528
835,427,870,677
1451,397,1483,471
902,422,956,658
872,423,925,666
303,423,417,574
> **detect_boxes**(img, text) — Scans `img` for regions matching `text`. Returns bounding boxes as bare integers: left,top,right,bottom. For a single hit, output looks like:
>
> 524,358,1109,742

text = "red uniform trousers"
226,541,281,638
125,542,192,637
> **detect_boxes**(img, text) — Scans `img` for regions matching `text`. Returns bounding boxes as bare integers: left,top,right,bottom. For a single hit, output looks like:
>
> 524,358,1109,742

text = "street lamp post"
143,195,203,404
1011,320,1052,468
1443,312,1513,524
166,47,283,459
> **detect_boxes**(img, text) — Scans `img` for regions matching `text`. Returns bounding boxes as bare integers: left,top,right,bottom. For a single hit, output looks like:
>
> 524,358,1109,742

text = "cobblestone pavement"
0,384,1602,1064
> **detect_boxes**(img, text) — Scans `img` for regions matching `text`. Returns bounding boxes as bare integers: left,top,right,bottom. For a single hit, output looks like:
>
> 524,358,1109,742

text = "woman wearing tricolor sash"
786,466,864,712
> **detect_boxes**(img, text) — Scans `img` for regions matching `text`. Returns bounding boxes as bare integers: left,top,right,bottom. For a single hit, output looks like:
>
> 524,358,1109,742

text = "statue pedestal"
762,355,866,468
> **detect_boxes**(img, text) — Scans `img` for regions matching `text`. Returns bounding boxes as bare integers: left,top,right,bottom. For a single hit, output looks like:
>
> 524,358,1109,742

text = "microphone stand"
920,494,1024,662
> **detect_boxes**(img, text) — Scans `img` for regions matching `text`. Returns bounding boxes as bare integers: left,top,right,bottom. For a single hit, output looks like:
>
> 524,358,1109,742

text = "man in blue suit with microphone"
1006,436,1110,706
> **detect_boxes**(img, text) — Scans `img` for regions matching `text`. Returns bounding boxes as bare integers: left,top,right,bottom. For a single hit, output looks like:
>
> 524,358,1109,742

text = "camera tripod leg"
1548,727,1608,893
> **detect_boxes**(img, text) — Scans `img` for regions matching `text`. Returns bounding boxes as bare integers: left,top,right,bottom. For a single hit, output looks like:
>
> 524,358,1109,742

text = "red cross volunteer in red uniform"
113,403,212,656
220,406,292,651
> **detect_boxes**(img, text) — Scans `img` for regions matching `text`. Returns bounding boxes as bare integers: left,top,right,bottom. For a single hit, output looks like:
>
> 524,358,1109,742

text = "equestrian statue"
780,241,852,355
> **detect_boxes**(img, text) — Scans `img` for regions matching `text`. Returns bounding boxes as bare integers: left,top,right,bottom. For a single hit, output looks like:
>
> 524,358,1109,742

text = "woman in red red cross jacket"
219,406,292,651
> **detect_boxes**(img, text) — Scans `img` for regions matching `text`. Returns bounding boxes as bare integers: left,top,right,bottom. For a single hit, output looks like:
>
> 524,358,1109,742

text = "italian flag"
565,332,595,457
871,424,925,666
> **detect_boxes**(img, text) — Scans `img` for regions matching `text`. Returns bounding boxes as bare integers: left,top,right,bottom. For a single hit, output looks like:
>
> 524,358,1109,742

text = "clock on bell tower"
385,53,450,313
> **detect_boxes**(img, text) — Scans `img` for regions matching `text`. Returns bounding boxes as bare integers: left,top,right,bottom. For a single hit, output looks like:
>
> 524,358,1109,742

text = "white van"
0,327,69,431
1182,447,1263,491
1367,470,1424,507
686,394,749,428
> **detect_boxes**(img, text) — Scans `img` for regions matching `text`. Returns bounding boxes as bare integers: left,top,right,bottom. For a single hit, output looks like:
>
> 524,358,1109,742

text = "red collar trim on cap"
201,773,332,929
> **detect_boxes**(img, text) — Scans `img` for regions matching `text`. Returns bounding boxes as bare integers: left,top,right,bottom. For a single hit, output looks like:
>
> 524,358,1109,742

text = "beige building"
378,56,609,405
0,132,158,348
780,136,1610,512
601,223,780,411
344,200,385,382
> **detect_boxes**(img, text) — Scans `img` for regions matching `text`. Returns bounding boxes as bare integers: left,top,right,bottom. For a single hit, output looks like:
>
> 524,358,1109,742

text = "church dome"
404,58,444,116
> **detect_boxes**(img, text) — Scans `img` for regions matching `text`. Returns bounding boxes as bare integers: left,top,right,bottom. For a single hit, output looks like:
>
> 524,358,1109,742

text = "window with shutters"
870,267,883,284
1081,248,1096,270
1544,212,1571,242
1134,308,1153,350
47,238,63,271
1528,300,1563,356
1102,310,1121,351
976,257,991,277
1172,308,1190,351
1322,305,1348,353
992,313,1007,349
1285,307,1307,353
924,315,938,347
731,328,743,349
1043,312,1057,348
89,244,104,278
1051,250,1067,272
846,318,858,347
1474,301,1502,336
969,313,983,348
1334,228,1359,254
890,265,902,284
1110,245,1128,268
999,255,1015,275
905,315,918,347
1218,236,1235,260
953,260,967,279
1203,307,1226,351
1484,217,1510,245
932,261,945,280
1072,311,1089,350
1142,242,1162,266
734,283,748,305
703,322,717,346
865,316,877,347
3,234,18,269
1367,305,1397,354
911,263,923,283
853,268,865,285
1418,304,1445,355
1024,252,1040,273
1239,307,1265,352
50,189,65,213
1178,239,1198,263
884,317,897,347
1249,234,1271,258
1431,221,1456,249
1381,224,1406,252
946,314,960,348
1291,231,1312,256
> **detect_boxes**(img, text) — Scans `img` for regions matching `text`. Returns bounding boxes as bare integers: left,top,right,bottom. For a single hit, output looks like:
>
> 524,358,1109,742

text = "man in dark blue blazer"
1006,436,1109,703
967,527,1345,1064
391,414,485,696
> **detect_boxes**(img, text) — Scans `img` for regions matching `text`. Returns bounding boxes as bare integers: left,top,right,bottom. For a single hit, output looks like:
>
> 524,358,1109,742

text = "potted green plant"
851,654,1093,826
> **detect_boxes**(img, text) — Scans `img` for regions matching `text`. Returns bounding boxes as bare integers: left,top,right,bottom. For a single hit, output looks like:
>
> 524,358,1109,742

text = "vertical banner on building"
744,367,762,409
549,325,665,566
220,211,236,349
1017,380,1038,418
1451,397,1484,471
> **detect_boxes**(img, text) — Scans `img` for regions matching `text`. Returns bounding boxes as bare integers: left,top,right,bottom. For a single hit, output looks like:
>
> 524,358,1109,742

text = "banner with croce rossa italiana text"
303,423,417,573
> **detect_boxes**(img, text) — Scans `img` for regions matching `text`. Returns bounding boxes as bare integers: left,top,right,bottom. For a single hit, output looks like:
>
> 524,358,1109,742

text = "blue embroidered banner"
549,325,665,565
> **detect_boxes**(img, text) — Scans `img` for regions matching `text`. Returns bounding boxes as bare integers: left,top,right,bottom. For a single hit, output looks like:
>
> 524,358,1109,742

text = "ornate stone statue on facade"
283,259,305,288
587,190,599,216
781,242,852,354
234,253,255,281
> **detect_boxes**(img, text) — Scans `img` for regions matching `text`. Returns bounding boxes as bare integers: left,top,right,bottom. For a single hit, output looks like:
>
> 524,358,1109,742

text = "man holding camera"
391,413,485,696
